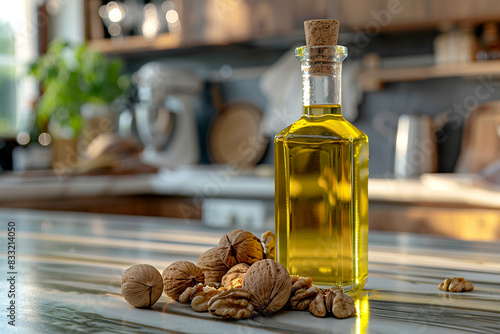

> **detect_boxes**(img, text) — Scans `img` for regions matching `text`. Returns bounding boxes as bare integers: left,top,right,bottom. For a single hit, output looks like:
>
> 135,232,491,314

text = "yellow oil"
274,105,369,293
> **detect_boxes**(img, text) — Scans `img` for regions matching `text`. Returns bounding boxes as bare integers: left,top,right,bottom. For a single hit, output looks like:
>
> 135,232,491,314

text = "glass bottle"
274,45,369,294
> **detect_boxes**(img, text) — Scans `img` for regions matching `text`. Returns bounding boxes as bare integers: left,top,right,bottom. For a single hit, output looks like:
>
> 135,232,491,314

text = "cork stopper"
304,19,339,46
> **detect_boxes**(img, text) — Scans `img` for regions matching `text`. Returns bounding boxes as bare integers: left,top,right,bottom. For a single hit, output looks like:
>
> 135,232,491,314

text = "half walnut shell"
221,263,250,288
162,261,204,301
242,259,291,315
218,230,264,268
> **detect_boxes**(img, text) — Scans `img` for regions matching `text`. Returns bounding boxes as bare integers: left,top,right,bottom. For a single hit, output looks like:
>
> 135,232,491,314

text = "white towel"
259,49,361,136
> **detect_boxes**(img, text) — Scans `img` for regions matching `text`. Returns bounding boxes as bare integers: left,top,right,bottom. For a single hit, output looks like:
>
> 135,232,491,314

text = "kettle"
394,113,438,178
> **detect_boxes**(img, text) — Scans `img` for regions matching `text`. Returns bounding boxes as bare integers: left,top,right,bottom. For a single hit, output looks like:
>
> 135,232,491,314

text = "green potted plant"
30,41,129,163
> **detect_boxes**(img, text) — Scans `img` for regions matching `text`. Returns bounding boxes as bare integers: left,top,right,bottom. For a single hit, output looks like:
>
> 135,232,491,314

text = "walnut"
121,264,163,308
241,259,291,315
290,285,320,310
218,230,264,268
197,247,229,283
162,261,204,301
324,287,343,313
205,282,222,289
221,263,250,288
291,276,313,293
438,277,474,292
191,285,221,312
178,283,203,303
208,288,254,319
331,293,356,319
261,231,276,260
227,277,243,289
309,291,327,318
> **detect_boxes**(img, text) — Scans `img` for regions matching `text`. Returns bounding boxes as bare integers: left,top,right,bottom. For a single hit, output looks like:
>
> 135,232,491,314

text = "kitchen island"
0,209,499,333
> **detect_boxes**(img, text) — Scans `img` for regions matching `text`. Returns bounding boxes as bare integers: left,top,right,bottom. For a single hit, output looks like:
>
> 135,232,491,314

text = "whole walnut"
242,259,291,315
218,230,264,268
221,263,250,288
162,261,204,301
121,264,163,308
197,247,229,283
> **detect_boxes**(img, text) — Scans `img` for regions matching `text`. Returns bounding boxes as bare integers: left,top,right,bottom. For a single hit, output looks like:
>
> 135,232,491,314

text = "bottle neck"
301,62,342,116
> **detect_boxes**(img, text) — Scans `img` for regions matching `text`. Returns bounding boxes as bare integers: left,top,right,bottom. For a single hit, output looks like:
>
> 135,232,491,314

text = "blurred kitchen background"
1,0,500,240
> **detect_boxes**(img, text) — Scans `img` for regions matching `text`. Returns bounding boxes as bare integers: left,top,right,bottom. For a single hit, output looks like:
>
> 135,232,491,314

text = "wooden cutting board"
208,102,268,166
455,101,500,173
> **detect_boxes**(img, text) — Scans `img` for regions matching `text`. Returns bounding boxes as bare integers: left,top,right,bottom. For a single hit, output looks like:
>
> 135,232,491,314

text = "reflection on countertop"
0,209,498,333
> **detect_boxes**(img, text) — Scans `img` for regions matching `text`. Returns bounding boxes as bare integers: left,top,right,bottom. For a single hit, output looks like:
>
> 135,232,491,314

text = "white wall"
49,0,84,43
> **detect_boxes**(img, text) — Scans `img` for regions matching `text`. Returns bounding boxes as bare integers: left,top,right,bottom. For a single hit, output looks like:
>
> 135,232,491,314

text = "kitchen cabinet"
84,0,337,55
359,59,500,91
84,0,500,55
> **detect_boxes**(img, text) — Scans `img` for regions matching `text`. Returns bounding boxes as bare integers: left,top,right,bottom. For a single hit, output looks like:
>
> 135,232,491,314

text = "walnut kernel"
290,285,320,310
331,293,356,319
438,277,474,292
208,288,254,319
178,284,203,303
291,276,313,293
309,291,327,318
325,287,343,313
191,285,220,312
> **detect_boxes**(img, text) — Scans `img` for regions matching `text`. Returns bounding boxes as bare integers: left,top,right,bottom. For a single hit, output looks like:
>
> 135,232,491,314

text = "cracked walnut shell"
242,259,291,315
121,264,163,308
162,261,204,301
261,231,276,260
208,288,254,319
197,247,229,284
218,230,264,268
221,263,250,288
438,277,474,292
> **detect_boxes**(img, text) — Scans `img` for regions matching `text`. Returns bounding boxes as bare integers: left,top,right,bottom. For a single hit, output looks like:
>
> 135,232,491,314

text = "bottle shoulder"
275,115,368,143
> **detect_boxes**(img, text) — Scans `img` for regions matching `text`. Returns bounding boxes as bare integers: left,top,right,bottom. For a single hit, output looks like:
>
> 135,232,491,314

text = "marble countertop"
0,209,499,333
2,169,500,209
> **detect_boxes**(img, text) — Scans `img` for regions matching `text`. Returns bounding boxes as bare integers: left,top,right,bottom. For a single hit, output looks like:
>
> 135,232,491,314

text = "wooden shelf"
89,33,187,54
359,60,500,91
88,30,305,55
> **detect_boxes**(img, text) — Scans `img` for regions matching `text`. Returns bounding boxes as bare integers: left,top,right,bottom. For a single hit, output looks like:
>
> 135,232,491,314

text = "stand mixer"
120,62,202,167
